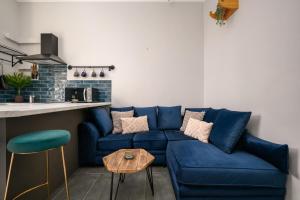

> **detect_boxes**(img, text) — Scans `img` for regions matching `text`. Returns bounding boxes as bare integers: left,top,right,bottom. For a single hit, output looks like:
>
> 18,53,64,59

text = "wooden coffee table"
103,149,155,200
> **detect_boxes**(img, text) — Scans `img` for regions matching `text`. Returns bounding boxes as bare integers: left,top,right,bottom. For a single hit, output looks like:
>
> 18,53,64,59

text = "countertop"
0,102,111,118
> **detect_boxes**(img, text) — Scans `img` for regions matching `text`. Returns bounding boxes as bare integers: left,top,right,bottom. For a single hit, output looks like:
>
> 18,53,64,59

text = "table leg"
109,172,114,200
114,174,122,200
120,173,126,183
109,173,123,200
146,167,154,196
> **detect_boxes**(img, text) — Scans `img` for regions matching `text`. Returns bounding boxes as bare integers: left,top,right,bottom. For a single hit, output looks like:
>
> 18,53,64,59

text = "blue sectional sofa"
78,106,288,200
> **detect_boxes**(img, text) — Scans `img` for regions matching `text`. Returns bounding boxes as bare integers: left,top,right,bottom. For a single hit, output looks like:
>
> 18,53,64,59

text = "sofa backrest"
157,106,182,130
185,108,224,123
90,108,113,137
134,106,158,130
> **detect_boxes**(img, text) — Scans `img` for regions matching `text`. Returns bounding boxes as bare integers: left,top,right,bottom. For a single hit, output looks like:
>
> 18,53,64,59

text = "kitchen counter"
0,102,110,199
0,102,111,118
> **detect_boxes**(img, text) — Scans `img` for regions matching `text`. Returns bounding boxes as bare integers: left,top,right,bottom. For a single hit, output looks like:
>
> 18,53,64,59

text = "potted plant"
215,5,226,26
5,72,32,103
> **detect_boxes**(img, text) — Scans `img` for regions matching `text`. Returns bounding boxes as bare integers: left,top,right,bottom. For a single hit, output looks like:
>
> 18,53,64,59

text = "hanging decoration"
210,0,239,26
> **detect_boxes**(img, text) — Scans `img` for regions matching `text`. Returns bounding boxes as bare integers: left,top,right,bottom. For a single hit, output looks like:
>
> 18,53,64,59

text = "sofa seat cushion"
165,130,196,141
133,130,167,150
97,133,134,151
167,140,286,188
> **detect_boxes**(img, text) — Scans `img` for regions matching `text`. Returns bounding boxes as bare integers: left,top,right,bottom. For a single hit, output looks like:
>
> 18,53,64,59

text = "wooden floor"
52,167,176,200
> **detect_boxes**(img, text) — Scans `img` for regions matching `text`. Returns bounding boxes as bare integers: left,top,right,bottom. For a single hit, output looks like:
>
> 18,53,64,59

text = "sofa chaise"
78,106,288,200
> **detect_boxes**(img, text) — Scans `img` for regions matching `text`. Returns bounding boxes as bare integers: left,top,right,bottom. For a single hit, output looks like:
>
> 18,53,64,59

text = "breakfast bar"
0,102,110,199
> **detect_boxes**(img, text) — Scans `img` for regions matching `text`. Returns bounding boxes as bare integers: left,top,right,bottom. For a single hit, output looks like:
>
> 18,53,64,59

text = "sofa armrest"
241,133,289,173
78,122,100,166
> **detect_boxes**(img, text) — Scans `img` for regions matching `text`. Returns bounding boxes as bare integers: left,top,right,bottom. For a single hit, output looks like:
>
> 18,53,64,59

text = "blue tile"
1,65,111,103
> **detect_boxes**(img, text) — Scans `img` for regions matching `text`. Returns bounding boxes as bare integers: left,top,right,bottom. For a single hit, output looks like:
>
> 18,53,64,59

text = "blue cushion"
158,106,182,130
178,184,285,198
203,108,225,123
110,106,133,112
7,130,70,153
97,133,134,151
133,130,167,150
167,158,286,199
166,140,286,188
164,130,195,141
210,109,251,153
90,108,113,136
242,133,289,173
185,107,211,113
134,106,158,130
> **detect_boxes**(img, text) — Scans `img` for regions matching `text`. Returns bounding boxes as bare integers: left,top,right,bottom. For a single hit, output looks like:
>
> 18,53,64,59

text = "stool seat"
7,130,71,153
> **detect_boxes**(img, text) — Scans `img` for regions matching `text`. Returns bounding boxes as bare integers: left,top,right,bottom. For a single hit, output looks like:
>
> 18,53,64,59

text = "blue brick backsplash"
0,65,111,103
66,80,111,102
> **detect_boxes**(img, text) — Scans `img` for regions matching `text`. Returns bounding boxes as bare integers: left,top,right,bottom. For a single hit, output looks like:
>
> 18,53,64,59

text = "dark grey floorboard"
52,167,176,200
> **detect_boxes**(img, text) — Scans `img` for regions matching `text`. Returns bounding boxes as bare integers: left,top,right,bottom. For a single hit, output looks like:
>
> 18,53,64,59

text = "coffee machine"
65,88,97,103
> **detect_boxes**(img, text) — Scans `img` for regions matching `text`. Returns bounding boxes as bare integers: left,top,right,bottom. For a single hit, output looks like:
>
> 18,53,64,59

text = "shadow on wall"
246,114,261,136
286,147,299,200
289,147,299,179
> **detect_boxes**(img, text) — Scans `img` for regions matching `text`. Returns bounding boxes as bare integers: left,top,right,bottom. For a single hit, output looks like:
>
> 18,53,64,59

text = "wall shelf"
0,43,27,67
210,0,239,21
68,65,115,71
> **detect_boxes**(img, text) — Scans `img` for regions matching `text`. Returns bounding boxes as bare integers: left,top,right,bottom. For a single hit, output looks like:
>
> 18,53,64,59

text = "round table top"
103,149,155,174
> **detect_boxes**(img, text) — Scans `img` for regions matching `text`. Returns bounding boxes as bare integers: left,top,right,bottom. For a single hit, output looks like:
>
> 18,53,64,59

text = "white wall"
17,2,204,107
0,0,18,45
0,0,21,73
204,0,300,199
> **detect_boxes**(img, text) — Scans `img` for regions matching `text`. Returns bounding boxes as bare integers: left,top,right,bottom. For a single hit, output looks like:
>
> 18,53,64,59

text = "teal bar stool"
4,130,71,200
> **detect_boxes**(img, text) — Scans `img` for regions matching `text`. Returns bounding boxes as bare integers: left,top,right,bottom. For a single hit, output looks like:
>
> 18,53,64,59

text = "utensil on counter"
0,62,8,90
29,95,35,103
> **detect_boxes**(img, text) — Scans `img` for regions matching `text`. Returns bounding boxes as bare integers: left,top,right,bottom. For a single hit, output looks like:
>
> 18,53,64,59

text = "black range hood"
19,33,67,65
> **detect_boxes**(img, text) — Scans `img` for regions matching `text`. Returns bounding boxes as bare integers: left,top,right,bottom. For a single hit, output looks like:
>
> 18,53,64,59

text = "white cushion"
111,110,134,133
184,118,213,143
180,110,205,131
121,116,149,134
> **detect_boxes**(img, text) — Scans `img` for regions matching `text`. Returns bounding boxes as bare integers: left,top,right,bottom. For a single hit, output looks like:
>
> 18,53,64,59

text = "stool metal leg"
46,150,50,200
3,153,14,200
4,148,69,200
12,151,50,200
61,146,70,200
